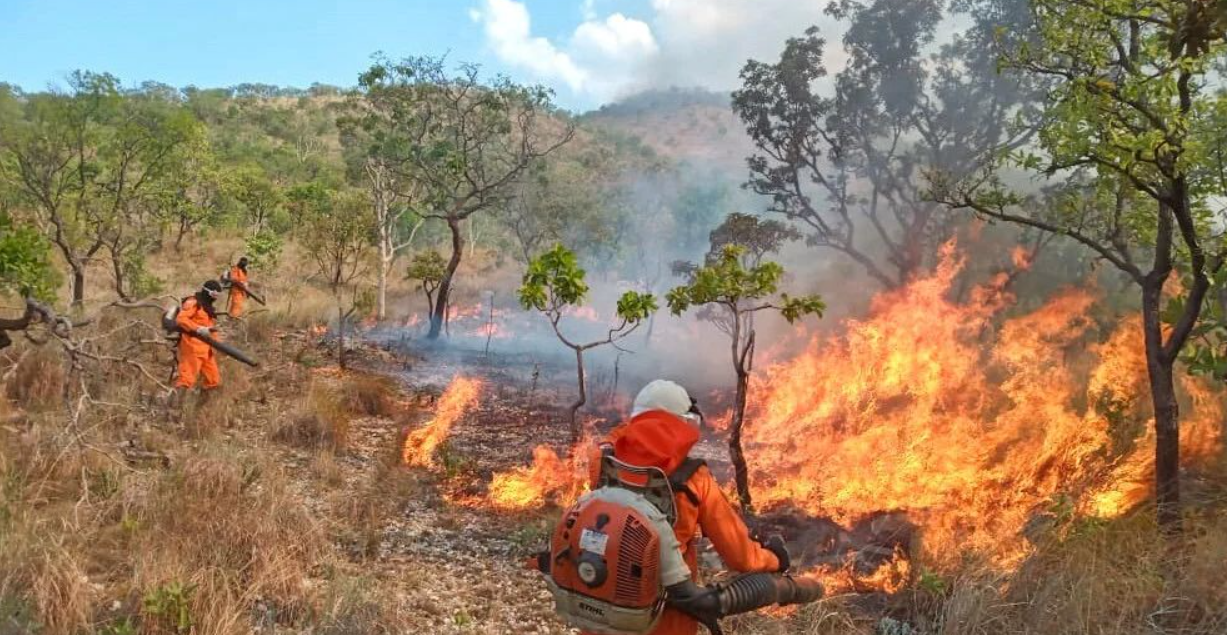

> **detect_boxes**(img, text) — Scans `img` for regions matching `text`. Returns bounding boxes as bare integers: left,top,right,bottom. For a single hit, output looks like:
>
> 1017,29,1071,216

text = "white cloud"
470,0,657,102
470,0,844,107
470,0,589,93
571,13,657,62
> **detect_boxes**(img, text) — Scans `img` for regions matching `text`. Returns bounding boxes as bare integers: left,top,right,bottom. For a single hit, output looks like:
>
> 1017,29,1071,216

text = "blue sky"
0,0,837,111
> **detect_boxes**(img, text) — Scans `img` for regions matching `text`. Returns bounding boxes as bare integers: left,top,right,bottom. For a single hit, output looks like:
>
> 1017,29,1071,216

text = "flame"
487,444,590,511
804,546,913,595
476,322,510,339
1011,245,1034,269
402,376,484,467
1085,319,1225,517
446,303,486,321
742,242,1223,567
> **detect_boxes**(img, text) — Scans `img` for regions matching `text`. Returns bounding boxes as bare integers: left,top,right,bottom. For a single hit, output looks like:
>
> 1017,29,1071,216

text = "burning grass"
401,375,483,467
741,242,1225,569
487,444,589,511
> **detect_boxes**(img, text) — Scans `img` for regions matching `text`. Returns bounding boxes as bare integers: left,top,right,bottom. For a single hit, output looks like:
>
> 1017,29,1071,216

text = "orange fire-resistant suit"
175,297,221,390
585,410,780,635
226,265,248,317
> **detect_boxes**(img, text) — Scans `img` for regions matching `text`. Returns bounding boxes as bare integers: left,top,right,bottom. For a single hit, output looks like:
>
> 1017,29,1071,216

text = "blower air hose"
716,573,824,616
194,331,260,367
666,574,825,634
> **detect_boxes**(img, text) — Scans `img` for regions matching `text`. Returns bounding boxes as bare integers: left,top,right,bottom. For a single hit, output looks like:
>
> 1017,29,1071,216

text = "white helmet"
632,380,700,426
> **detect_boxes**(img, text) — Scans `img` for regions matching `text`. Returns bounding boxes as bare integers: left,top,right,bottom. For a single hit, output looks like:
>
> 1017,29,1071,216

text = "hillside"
582,87,756,176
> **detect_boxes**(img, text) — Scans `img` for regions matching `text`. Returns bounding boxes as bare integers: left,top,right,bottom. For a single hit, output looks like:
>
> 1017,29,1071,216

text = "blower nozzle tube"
716,573,824,616
666,573,824,635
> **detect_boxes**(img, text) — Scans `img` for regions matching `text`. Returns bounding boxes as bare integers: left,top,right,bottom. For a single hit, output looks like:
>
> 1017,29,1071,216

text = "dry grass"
312,449,345,487
6,345,65,412
126,448,327,634
341,373,400,418
885,507,1227,635
0,356,329,634
273,381,352,452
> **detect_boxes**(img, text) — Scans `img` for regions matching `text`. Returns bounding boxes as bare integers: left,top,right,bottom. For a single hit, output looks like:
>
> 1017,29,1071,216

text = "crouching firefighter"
535,380,823,635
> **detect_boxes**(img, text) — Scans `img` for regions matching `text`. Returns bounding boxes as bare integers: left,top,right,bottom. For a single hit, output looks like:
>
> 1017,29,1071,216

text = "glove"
760,535,791,573
194,327,211,338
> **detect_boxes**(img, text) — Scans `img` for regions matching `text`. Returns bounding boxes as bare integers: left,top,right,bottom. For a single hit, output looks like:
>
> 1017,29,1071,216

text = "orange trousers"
176,350,220,389
228,291,246,318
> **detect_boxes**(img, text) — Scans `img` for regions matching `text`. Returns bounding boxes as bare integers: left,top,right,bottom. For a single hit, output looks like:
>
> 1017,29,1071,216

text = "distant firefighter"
223,256,251,318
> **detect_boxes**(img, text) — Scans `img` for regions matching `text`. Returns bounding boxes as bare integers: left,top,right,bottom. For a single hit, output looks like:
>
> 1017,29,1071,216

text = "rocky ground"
216,330,880,635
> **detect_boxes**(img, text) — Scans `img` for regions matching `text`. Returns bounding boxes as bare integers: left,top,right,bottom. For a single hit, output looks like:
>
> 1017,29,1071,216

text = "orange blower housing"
545,497,666,634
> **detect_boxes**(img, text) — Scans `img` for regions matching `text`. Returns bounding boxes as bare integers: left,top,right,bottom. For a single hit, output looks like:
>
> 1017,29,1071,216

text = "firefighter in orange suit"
585,380,790,635
224,257,250,318
175,280,223,402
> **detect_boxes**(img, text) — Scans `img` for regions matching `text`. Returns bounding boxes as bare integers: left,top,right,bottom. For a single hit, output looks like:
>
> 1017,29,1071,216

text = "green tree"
500,131,641,265
232,166,286,235
733,0,1037,288
338,100,425,321
0,72,202,305
150,142,232,249
405,250,446,322
930,0,1227,531
354,56,574,339
667,243,824,509
519,244,657,441
293,183,374,369
0,209,57,301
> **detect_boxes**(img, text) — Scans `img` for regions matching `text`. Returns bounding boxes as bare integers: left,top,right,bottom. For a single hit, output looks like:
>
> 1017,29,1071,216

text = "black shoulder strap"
669,458,706,507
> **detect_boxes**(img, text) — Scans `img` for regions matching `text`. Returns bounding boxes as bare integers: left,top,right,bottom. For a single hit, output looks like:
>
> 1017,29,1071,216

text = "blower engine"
536,452,824,635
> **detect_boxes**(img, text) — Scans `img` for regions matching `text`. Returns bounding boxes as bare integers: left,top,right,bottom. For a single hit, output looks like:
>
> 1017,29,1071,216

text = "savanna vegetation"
2,0,1227,632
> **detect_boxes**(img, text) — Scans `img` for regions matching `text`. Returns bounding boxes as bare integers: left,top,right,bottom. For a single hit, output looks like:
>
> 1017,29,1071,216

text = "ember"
402,376,484,467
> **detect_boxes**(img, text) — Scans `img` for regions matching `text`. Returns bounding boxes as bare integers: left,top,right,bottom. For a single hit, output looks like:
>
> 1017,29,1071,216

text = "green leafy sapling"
667,244,823,509
520,244,657,441
406,250,447,324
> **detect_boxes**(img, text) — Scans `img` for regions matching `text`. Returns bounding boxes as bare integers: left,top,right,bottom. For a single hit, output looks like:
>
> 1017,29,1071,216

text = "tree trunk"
175,219,189,250
729,366,753,511
71,265,86,307
1142,278,1181,532
111,252,129,301
428,218,464,340
337,302,346,370
377,255,389,322
374,186,392,321
727,310,755,511
569,346,587,443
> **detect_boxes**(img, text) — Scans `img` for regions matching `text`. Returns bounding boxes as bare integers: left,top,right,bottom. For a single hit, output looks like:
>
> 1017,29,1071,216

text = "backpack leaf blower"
227,279,266,306
535,452,824,635
162,305,260,367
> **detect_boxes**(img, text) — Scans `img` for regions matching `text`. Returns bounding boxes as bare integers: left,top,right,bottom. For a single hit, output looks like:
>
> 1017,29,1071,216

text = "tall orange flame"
744,243,1223,566
402,376,484,467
